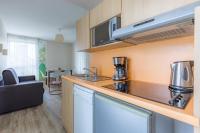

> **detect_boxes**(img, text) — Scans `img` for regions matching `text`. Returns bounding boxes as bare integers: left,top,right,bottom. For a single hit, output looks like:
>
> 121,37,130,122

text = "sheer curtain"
7,34,38,77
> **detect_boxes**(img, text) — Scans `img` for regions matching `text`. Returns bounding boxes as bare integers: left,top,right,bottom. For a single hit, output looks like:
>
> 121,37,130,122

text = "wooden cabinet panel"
143,0,170,20
143,0,199,20
102,0,122,22
121,0,144,27
172,0,199,9
76,13,90,51
90,0,121,28
90,3,103,28
122,0,199,27
61,80,74,133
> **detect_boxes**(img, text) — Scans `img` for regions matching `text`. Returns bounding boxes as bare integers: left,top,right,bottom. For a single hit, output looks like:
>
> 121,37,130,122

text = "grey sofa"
0,68,44,114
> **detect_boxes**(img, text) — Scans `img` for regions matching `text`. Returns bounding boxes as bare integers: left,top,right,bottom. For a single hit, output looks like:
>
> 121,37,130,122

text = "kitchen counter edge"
62,75,199,127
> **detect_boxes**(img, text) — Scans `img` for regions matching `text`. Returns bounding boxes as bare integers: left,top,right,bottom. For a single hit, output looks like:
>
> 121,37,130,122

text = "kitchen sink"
72,74,111,82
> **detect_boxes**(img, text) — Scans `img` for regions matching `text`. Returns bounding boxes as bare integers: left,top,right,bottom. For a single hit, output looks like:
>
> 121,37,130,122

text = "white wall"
0,19,7,74
72,44,90,74
46,41,73,70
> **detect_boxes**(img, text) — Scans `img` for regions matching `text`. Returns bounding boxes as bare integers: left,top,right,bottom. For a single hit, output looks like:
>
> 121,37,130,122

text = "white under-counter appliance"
94,93,152,133
73,85,94,133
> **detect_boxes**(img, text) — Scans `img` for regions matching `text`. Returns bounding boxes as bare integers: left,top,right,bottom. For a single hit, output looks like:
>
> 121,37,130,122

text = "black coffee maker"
113,57,128,81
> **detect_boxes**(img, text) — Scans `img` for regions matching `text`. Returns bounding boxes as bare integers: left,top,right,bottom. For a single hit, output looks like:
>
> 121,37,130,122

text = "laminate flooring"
0,87,66,133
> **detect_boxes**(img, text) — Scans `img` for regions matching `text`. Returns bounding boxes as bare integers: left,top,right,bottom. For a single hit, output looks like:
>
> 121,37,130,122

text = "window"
7,34,38,76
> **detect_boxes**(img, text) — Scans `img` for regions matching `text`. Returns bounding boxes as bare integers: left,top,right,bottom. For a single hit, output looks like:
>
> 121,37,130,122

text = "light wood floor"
0,87,66,133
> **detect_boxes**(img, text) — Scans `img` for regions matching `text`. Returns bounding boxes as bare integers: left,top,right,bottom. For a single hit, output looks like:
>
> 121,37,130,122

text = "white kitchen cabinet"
94,93,152,133
73,85,94,133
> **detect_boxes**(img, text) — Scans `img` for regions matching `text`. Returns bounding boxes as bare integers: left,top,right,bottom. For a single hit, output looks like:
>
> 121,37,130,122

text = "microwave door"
94,22,110,46
109,18,118,41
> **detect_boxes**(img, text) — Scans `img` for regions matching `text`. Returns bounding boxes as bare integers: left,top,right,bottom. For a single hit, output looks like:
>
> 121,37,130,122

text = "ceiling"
68,0,101,9
0,0,101,43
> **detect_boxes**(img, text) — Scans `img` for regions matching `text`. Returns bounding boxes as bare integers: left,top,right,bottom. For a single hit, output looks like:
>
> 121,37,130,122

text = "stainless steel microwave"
91,16,121,47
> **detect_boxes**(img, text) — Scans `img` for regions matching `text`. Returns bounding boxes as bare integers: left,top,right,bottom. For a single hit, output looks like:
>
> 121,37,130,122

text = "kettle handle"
171,64,175,71
170,64,175,84
184,64,193,82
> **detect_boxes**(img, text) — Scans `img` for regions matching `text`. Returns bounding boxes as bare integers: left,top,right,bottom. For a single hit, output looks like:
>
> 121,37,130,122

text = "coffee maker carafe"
113,57,128,81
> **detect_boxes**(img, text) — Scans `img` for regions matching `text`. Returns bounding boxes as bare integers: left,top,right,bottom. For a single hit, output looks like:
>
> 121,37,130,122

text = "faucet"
83,67,98,77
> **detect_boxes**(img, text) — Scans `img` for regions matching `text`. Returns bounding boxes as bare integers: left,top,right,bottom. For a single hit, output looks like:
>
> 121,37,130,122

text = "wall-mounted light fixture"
2,49,7,55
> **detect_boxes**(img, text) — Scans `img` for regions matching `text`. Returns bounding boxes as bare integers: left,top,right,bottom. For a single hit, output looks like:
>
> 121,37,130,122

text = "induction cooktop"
103,80,193,109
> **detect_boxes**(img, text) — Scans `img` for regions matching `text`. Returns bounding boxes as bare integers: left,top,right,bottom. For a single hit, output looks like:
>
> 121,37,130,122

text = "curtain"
7,34,38,77
38,39,47,80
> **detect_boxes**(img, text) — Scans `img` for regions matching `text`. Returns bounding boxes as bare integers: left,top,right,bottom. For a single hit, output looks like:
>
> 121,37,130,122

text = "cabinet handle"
133,18,155,27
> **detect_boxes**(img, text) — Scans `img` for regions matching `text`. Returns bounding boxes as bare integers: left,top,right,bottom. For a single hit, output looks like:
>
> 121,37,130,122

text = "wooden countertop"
62,76,200,127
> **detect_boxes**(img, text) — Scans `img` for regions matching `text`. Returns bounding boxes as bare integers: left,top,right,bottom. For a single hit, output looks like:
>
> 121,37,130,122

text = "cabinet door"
121,0,144,27
102,0,122,23
90,0,121,28
76,13,90,51
90,3,103,28
170,0,199,9
61,80,74,133
143,0,198,20
121,0,199,27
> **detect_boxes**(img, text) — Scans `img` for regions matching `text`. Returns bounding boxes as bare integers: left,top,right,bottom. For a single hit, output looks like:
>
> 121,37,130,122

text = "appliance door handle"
109,20,113,40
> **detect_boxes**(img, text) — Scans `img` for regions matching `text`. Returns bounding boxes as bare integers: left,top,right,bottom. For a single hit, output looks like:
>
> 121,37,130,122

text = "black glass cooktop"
103,81,193,109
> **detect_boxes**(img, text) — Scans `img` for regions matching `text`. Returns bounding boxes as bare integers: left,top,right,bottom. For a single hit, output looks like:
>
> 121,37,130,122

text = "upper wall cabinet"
90,0,122,28
121,0,199,27
75,13,90,51
121,0,144,28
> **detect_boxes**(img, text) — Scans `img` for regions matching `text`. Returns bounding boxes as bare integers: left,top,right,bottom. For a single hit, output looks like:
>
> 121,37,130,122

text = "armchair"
0,68,44,114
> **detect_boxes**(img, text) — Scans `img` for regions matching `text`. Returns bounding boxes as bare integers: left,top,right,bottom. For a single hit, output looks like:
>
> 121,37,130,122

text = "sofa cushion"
2,68,19,85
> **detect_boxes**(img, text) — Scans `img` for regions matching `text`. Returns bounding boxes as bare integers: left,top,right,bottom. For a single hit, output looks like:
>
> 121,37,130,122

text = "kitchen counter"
62,75,199,127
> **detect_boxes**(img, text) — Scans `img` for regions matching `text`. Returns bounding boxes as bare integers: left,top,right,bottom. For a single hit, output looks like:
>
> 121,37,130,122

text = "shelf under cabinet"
79,41,133,52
